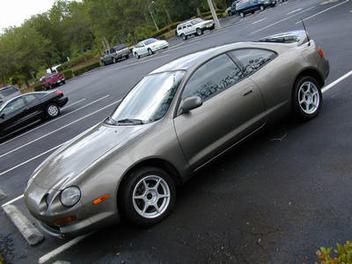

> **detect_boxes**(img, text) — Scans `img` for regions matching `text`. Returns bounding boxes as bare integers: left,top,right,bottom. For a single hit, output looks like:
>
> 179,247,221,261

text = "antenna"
301,19,311,46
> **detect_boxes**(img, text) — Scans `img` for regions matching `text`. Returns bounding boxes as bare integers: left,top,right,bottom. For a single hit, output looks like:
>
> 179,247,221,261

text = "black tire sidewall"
293,76,322,121
119,166,176,226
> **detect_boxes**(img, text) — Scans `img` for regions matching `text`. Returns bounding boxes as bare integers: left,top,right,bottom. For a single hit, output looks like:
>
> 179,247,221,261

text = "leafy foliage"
317,241,352,264
0,0,229,86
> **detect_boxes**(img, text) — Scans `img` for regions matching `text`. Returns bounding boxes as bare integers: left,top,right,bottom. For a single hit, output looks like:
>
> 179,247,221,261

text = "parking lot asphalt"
1,0,352,263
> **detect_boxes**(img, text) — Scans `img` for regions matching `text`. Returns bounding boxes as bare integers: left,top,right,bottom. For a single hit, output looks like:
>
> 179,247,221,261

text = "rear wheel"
293,76,322,121
260,5,265,11
113,58,117,63
228,10,232,16
181,33,187,41
148,48,153,56
119,166,176,226
134,53,140,59
240,12,245,18
46,103,60,119
196,28,203,36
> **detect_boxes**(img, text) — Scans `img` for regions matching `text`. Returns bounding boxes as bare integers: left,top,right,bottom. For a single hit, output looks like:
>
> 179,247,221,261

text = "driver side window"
2,98,25,115
182,54,244,102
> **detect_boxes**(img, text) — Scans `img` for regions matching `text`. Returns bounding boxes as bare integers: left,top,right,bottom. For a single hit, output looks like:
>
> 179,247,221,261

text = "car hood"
31,123,153,190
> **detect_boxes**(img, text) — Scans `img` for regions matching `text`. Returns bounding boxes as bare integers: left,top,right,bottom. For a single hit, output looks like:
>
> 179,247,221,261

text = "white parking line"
0,144,63,177
1,194,24,207
287,8,303,15
251,6,315,34
62,98,86,110
0,99,119,160
252,18,267,24
296,0,350,24
322,69,352,93
0,95,109,147
38,233,93,264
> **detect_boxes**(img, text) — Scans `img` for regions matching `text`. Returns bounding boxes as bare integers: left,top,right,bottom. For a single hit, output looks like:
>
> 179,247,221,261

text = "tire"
134,53,140,59
292,76,322,121
147,48,153,56
260,5,265,11
119,166,176,226
62,80,66,85
125,54,129,59
240,12,245,18
46,103,60,119
181,33,187,41
196,28,203,36
228,10,232,16
113,58,117,63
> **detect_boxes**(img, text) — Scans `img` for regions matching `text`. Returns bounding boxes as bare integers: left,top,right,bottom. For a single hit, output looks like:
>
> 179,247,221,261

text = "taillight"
55,90,63,95
318,47,325,58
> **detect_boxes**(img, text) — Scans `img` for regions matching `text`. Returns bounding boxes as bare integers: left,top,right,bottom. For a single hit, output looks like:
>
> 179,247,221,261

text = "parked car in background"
100,44,130,65
25,31,329,237
236,0,277,17
40,72,66,90
0,90,68,140
227,1,239,16
0,85,21,104
132,38,169,59
176,18,215,40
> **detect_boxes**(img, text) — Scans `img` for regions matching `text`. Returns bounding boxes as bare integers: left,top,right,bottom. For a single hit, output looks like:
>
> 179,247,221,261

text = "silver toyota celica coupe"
25,31,329,237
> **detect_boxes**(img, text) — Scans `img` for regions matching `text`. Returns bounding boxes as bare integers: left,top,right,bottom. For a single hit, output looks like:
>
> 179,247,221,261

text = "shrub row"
72,61,101,76
57,50,98,72
62,69,74,80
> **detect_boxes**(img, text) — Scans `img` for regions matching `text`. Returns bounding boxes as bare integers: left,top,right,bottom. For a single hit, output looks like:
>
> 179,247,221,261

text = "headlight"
60,186,81,207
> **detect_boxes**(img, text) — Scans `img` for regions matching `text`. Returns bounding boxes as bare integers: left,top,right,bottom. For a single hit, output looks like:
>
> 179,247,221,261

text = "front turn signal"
92,194,110,205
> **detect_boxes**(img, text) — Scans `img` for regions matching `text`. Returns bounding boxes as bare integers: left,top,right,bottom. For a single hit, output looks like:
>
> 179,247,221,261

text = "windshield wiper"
117,118,145,125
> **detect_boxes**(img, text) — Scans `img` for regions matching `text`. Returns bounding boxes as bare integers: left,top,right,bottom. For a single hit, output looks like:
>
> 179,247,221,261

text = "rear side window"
229,48,277,76
182,54,244,102
0,86,18,97
2,98,25,115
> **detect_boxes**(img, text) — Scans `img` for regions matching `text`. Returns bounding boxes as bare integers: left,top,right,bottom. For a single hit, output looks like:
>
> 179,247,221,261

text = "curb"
2,204,44,246
0,189,6,201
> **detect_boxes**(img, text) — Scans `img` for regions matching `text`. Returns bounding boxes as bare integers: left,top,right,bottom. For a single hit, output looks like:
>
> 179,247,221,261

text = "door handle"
243,90,253,96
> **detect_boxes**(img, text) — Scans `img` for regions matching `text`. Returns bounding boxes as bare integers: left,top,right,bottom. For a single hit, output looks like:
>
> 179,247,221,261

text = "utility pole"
207,0,221,29
149,1,160,31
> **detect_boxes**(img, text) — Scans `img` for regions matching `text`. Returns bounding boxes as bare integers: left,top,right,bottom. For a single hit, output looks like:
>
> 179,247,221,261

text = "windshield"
144,38,157,45
108,71,184,125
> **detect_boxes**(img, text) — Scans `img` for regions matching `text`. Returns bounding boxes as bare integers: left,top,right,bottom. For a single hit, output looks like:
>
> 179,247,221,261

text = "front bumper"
24,182,120,238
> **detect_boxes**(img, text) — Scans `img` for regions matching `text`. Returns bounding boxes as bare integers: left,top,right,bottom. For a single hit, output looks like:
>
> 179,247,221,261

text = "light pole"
207,0,221,29
148,1,160,31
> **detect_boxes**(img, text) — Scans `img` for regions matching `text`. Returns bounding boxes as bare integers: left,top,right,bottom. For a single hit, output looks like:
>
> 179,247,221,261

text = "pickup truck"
40,72,66,90
100,44,130,65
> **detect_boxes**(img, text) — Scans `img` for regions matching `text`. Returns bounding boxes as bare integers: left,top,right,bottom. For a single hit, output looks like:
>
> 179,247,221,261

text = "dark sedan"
0,90,68,140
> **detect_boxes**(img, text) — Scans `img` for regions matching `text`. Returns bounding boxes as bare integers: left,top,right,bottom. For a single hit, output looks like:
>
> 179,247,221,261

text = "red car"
40,73,66,90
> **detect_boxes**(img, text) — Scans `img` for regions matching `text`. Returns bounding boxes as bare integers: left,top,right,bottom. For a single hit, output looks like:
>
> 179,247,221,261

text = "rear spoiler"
257,30,309,46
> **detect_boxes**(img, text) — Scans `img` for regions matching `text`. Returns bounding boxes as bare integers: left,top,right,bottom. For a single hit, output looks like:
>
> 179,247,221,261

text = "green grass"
0,253,5,264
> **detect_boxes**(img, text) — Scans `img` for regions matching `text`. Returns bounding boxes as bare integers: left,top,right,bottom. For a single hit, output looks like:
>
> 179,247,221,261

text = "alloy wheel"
132,175,171,219
298,81,320,115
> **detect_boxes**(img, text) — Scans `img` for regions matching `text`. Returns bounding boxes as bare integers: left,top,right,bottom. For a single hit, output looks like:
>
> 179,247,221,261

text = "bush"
152,22,180,38
62,69,74,80
317,241,352,263
58,50,98,72
72,61,100,76
32,82,44,91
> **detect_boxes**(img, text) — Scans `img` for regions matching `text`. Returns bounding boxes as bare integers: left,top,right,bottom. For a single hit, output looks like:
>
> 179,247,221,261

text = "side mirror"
179,96,202,114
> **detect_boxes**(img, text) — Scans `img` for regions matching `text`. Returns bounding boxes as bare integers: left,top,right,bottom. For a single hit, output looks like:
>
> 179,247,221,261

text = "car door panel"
173,54,265,170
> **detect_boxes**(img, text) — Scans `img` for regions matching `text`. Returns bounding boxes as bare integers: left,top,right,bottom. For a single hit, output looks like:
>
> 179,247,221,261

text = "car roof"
150,41,291,74
0,85,18,90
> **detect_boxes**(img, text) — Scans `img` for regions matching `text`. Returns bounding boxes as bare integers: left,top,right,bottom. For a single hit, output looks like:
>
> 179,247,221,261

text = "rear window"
229,48,277,76
0,86,18,97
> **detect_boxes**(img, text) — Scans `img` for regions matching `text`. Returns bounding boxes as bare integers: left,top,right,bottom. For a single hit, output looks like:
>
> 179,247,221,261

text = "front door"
173,54,266,170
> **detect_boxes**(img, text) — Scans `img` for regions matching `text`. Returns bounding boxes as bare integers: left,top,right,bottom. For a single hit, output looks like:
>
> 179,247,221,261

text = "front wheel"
293,76,322,121
148,48,153,56
46,103,60,119
181,33,187,41
119,167,176,226
134,53,140,59
240,12,245,18
260,5,265,11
